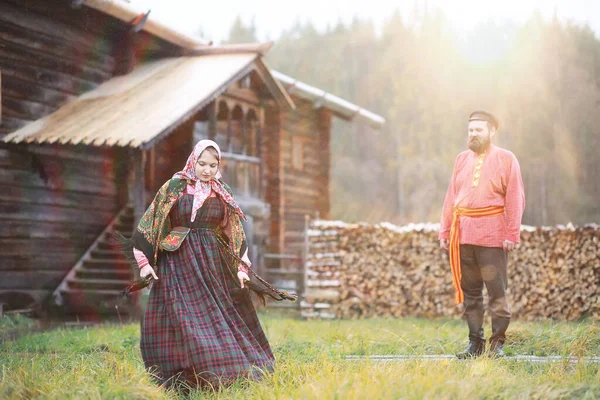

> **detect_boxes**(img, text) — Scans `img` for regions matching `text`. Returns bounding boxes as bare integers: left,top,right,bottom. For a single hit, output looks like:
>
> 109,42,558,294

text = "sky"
127,0,600,43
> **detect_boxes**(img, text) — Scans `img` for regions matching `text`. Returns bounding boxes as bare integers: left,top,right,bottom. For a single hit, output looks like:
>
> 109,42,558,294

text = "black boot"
488,341,505,357
456,327,485,359
456,340,486,359
488,317,510,357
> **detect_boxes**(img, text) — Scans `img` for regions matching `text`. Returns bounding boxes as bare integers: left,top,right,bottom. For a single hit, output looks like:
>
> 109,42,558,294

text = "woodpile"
301,221,600,321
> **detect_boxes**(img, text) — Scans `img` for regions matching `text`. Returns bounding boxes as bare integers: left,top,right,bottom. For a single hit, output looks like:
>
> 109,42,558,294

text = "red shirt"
439,145,525,247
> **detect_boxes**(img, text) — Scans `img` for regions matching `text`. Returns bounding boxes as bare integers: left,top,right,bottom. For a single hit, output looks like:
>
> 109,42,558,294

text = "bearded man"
439,110,525,358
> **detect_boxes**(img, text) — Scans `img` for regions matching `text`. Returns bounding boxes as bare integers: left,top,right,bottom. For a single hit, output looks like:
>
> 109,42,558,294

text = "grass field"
1,312,599,399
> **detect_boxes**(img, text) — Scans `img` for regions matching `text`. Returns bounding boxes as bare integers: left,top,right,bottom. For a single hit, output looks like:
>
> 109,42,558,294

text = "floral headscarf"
172,140,246,222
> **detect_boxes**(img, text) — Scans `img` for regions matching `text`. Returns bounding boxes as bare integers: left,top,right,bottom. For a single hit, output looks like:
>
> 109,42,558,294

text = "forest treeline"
223,10,600,226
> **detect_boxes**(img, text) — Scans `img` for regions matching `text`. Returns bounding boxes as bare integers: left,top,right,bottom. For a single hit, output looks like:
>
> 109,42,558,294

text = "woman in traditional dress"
118,139,295,389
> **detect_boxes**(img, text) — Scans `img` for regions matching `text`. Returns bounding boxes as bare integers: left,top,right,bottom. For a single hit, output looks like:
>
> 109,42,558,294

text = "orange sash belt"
449,205,505,304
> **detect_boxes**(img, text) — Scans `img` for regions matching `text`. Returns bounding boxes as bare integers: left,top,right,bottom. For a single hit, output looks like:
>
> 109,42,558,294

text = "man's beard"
468,135,491,153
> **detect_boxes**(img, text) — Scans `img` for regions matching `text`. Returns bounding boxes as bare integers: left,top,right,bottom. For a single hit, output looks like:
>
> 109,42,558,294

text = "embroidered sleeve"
133,248,150,269
131,179,186,267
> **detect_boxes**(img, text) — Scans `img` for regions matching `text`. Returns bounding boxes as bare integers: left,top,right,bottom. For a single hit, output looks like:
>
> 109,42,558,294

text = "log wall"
0,0,177,307
279,99,331,255
302,220,600,321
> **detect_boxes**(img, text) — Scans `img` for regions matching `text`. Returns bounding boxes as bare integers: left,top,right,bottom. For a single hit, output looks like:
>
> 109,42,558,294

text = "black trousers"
460,244,511,345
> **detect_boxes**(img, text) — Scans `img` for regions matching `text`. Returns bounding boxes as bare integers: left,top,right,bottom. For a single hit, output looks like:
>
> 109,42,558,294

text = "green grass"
0,315,35,332
1,312,599,399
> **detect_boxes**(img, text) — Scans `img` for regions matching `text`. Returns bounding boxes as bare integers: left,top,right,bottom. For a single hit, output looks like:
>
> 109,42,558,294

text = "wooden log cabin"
0,0,384,317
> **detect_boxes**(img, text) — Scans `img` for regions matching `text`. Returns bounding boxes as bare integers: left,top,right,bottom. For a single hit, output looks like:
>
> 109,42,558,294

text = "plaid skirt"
140,195,274,388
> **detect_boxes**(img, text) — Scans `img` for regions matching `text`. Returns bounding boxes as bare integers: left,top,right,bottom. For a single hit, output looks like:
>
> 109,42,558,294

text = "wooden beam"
241,112,247,155
223,89,261,106
207,101,217,140
265,106,285,254
226,110,233,153
220,151,260,164
317,108,332,219
131,148,146,226
257,108,264,198
183,42,273,56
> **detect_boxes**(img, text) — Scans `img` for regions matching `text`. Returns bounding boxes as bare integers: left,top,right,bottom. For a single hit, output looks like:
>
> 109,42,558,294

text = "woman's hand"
237,271,249,288
140,265,159,280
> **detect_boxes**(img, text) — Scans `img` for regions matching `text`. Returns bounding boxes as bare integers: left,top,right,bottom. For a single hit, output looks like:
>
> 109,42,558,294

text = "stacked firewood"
301,221,600,321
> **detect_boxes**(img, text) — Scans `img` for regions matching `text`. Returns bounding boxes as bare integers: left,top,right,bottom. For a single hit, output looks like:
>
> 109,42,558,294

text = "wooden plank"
0,2,114,58
282,174,323,189
11,144,115,164
2,96,58,121
221,151,261,164
284,205,320,215
282,148,321,164
316,108,331,219
283,184,322,198
0,116,32,133
264,105,285,253
0,219,106,239
283,158,323,172
133,149,146,225
223,89,261,106
0,238,93,257
0,149,116,173
0,169,118,196
284,231,306,240
0,255,77,271
0,203,115,224
0,289,49,304
0,36,112,82
0,77,76,108
0,271,66,290
0,59,98,96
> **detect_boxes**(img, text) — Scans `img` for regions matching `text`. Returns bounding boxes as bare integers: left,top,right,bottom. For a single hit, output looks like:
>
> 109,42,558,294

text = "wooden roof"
272,71,385,128
3,53,293,148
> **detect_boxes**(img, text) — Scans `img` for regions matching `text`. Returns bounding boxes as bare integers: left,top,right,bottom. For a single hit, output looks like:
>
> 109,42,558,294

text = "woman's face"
195,149,219,182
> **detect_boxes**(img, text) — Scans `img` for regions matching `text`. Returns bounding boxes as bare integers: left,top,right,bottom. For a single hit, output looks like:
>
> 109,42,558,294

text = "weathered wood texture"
0,0,179,303
264,105,285,254
279,98,332,255
0,0,179,137
0,145,127,300
302,220,600,321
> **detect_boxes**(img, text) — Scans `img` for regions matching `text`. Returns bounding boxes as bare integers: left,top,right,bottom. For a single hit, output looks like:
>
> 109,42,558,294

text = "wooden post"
316,108,332,219
265,106,285,255
257,107,264,198
148,146,155,199
241,113,247,155
226,111,233,153
302,214,310,301
132,148,147,226
208,101,217,140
